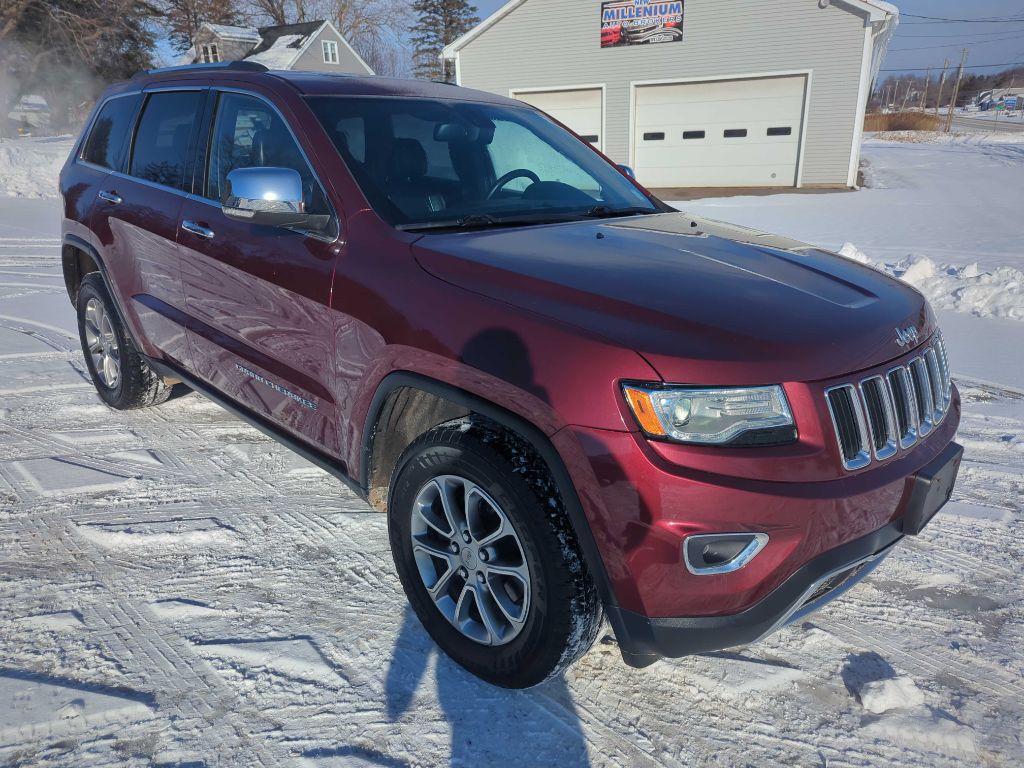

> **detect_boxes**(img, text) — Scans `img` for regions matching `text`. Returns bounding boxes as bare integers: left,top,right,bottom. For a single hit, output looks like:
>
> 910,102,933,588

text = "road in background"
950,112,1024,134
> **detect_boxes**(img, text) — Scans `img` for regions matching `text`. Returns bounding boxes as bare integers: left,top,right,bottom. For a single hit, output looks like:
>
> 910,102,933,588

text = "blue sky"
880,0,1024,74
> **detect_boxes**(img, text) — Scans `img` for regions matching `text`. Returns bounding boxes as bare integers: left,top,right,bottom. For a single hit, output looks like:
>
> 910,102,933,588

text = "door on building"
513,88,604,152
632,75,807,188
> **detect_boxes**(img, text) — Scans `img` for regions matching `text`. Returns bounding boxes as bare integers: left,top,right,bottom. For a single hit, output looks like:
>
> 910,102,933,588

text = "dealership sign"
601,0,684,48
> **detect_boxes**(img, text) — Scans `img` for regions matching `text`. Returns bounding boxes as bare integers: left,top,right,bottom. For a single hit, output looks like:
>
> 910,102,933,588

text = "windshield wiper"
399,213,551,232
398,206,655,233
582,205,654,219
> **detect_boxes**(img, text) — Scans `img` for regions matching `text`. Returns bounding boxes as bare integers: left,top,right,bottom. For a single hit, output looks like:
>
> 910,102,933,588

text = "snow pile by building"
0,136,73,198
839,243,1024,322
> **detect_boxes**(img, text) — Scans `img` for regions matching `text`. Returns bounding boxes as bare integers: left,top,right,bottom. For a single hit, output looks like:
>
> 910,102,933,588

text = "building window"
200,43,220,63
322,40,339,64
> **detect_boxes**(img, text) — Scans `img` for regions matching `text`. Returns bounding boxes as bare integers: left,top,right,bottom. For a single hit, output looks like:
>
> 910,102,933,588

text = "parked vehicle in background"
60,63,963,688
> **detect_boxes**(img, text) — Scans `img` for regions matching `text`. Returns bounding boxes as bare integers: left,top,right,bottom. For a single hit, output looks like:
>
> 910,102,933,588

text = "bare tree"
246,0,296,26
162,0,244,53
1,0,155,132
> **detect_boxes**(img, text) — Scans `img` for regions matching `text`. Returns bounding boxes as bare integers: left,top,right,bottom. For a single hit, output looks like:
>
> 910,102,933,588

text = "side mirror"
222,167,330,232
617,164,636,179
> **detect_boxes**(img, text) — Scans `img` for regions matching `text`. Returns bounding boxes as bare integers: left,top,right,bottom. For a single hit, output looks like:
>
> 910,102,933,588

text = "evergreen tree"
410,0,478,81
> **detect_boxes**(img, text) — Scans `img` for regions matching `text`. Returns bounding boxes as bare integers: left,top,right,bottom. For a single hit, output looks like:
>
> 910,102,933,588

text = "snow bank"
838,243,1024,322
0,137,73,198
856,675,925,714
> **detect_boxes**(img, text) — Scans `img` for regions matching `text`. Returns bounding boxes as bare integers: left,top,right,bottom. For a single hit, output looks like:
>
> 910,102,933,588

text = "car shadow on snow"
384,607,592,767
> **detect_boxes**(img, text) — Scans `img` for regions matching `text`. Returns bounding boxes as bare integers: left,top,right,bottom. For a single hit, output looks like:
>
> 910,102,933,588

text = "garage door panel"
633,76,806,188
515,88,603,150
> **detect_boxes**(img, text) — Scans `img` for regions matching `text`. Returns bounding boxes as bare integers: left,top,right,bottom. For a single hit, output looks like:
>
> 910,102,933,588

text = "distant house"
186,20,373,75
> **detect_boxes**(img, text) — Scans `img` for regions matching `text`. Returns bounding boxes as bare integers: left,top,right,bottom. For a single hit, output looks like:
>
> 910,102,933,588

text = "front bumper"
607,521,901,666
605,441,963,666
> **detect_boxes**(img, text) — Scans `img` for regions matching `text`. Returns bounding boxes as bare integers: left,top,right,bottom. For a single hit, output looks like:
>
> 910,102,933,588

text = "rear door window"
129,91,203,191
81,94,141,171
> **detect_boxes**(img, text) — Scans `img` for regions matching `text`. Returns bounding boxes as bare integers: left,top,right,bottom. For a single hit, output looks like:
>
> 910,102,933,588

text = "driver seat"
387,138,447,217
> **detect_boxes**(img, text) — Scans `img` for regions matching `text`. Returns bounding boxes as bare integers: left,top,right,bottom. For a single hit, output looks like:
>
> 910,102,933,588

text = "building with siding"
186,21,373,76
442,0,897,189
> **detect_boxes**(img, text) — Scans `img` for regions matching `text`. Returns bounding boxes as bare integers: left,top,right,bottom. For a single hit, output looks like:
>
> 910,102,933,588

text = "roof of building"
250,21,326,56
245,33,307,68
204,23,262,43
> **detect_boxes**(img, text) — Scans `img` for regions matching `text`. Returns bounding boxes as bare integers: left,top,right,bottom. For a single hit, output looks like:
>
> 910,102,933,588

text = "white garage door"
633,76,806,188
514,88,603,151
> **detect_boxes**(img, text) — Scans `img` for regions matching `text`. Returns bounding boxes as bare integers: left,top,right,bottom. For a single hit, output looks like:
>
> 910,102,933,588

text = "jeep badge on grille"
895,325,920,347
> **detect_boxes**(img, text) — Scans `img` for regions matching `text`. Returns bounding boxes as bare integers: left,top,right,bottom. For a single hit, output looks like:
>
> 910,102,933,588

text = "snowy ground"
1,135,1023,766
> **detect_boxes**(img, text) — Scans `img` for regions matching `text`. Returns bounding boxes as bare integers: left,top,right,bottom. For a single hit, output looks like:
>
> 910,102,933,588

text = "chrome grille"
826,336,951,471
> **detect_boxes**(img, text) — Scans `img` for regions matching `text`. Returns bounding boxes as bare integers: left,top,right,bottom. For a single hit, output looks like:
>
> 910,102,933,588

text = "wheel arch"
360,371,617,608
61,237,101,307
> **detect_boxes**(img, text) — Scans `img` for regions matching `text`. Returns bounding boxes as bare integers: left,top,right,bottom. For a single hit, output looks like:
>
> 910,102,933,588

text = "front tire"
77,273,170,410
388,418,602,688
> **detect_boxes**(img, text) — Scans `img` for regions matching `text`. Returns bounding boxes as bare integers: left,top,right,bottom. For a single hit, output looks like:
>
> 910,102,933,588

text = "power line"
899,29,1024,39
880,61,1024,72
890,34,1024,52
902,13,1024,24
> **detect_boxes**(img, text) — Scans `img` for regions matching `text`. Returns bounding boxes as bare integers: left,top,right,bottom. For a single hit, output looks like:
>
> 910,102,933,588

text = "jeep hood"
411,212,934,384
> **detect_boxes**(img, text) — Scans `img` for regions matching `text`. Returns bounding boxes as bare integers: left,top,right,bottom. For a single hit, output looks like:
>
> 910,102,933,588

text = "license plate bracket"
902,442,963,536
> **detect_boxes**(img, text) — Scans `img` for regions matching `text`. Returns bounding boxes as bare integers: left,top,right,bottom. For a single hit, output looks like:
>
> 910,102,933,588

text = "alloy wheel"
410,475,531,645
84,297,120,389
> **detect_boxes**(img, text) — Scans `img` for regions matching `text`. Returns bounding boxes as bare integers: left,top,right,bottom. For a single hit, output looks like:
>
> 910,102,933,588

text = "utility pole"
921,66,932,110
944,48,969,133
935,58,950,116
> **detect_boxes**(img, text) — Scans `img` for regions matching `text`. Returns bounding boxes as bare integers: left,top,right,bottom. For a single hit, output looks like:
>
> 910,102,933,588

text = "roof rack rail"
139,61,269,77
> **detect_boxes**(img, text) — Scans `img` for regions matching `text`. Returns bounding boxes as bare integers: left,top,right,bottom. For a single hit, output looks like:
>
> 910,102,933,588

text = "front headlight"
622,383,796,446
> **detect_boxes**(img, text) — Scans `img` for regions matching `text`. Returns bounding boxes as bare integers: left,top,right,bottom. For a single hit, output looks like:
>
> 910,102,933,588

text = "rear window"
81,94,140,171
129,91,203,191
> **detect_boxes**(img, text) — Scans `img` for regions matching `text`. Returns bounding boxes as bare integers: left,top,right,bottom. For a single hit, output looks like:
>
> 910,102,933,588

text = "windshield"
306,96,658,229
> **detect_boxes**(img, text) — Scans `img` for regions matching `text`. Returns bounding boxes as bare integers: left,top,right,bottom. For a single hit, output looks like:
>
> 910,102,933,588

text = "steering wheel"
486,169,541,199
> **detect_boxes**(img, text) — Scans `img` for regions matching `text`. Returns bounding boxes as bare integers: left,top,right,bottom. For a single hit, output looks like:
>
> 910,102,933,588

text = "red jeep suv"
60,63,962,688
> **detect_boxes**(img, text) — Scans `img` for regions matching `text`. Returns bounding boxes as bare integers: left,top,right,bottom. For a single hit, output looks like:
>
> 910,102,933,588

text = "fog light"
684,533,769,575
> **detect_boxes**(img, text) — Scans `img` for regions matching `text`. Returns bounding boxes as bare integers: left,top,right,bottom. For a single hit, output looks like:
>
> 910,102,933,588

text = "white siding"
455,0,869,186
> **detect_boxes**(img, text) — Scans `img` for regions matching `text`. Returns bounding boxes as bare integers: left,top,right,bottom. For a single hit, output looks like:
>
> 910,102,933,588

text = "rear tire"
388,417,602,688
77,273,170,410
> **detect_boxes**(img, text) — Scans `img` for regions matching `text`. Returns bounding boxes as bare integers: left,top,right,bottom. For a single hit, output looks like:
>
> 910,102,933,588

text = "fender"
62,234,133,327
361,371,620,612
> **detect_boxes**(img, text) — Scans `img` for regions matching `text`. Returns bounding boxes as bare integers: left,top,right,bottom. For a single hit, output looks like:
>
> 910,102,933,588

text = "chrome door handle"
98,190,122,205
182,220,215,239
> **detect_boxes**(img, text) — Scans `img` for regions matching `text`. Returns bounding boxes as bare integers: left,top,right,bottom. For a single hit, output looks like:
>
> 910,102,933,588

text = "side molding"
145,355,366,499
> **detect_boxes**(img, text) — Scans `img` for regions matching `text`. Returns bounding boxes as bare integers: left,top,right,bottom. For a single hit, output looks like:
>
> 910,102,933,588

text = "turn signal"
623,386,666,436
